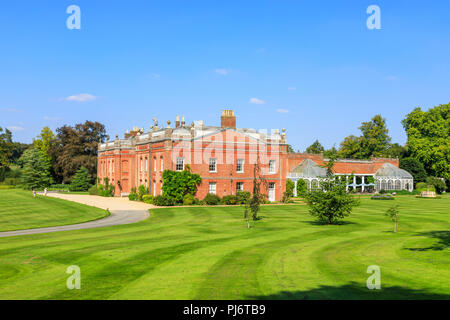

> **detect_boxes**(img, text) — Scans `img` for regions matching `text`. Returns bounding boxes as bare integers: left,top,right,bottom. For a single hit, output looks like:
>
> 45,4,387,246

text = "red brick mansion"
97,110,413,201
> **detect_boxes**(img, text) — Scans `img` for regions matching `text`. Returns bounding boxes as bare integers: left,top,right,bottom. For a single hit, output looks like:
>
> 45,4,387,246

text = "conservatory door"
268,183,275,202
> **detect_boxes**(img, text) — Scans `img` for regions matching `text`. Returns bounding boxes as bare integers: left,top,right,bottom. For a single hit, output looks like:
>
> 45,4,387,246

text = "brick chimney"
175,115,180,128
221,110,236,129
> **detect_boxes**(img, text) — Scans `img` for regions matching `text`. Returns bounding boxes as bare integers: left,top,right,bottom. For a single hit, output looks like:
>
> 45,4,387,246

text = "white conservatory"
287,159,414,194
374,163,414,192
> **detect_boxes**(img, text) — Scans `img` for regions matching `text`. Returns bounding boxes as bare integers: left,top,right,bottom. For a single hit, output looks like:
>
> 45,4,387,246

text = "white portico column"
361,176,365,192
346,176,349,192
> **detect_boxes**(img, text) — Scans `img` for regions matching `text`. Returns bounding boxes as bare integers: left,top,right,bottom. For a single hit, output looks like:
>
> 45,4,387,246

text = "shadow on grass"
406,230,450,251
247,282,449,300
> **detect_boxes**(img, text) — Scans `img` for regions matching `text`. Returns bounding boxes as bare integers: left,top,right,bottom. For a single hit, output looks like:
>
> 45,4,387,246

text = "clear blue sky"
1,0,449,151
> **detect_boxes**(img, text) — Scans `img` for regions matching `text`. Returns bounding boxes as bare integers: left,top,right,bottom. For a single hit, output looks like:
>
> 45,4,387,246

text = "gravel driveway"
0,193,152,238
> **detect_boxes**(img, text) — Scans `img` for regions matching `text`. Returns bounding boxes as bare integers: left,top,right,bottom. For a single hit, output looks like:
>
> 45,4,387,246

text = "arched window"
306,179,311,190
381,180,387,190
395,180,401,190
387,180,393,190
311,179,319,190
376,180,381,190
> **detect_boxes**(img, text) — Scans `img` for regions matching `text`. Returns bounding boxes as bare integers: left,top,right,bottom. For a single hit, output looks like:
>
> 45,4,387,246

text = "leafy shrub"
426,177,447,194
281,191,294,203
162,169,202,203
153,195,176,206
95,183,114,197
236,191,251,204
128,192,139,201
183,194,195,205
221,194,237,205
415,182,427,190
371,195,395,200
88,185,99,195
142,194,153,204
379,189,387,194
203,193,221,205
137,185,148,201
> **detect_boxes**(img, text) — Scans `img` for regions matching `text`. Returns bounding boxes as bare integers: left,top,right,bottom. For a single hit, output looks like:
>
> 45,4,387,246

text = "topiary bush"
221,194,237,205
203,193,221,205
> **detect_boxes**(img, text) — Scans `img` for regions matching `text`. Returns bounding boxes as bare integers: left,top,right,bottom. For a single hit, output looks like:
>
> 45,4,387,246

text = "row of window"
208,181,276,195
208,182,244,194
135,157,277,174
140,156,164,172
176,158,277,173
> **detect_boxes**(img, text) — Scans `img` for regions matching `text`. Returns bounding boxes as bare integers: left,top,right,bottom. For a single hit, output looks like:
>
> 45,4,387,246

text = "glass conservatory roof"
375,163,413,179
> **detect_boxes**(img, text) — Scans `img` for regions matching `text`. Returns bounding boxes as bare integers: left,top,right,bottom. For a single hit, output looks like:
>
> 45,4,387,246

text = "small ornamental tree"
304,156,359,224
244,157,267,227
70,167,91,191
286,179,295,197
385,205,399,233
162,167,202,203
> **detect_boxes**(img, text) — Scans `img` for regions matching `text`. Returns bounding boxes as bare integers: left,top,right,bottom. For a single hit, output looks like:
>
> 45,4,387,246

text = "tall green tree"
20,148,52,189
359,114,391,158
33,127,56,158
338,135,364,159
402,104,450,182
338,115,392,159
306,139,325,154
399,157,427,184
0,127,12,169
70,167,92,191
49,121,107,183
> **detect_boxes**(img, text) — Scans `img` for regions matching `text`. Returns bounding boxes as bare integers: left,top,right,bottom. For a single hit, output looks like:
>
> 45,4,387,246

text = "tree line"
0,121,107,189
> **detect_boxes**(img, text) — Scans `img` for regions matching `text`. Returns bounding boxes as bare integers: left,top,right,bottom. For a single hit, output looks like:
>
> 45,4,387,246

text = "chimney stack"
221,109,236,129
175,115,180,128
181,116,185,127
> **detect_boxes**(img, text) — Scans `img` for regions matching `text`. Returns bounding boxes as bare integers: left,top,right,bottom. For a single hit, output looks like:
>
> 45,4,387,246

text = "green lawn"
0,190,109,232
0,194,448,299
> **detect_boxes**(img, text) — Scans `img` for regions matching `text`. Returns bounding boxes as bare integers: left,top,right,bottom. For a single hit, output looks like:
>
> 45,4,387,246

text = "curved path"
0,193,153,238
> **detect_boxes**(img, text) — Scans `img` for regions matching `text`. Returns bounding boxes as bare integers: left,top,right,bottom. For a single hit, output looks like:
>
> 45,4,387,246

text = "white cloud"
7,126,24,131
276,108,289,113
44,116,62,121
249,97,265,104
288,87,296,91
63,93,97,102
386,75,398,81
214,68,231,75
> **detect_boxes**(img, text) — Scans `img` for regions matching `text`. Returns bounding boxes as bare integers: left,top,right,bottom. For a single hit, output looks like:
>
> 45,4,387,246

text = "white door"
268,182,275,202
